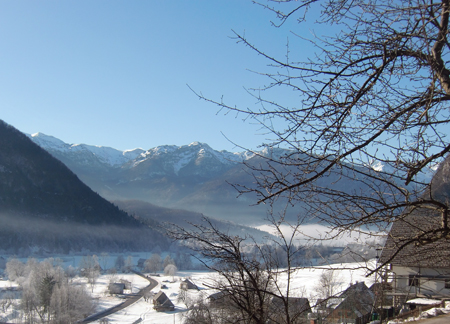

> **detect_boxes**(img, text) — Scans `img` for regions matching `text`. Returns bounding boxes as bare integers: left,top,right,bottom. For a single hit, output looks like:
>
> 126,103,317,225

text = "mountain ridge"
28,132,437,225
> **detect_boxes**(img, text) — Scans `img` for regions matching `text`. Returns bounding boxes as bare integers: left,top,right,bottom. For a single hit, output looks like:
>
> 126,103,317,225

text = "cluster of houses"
140,206,450,323
151,279,198,312
129,275,380,323
2,211,449,324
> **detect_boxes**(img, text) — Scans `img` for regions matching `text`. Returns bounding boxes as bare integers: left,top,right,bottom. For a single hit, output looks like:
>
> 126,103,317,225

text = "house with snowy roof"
108,282,125,295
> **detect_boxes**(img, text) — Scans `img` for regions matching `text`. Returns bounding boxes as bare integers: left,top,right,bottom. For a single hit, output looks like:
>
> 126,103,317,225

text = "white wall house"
379,211,450,307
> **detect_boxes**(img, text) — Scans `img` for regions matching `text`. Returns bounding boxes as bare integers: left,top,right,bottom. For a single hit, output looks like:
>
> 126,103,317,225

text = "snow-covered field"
84,262,376,323
8,259,450,323
0,260,377,323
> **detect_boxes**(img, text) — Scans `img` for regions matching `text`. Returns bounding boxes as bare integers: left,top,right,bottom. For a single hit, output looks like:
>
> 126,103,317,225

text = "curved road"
81,271,158,323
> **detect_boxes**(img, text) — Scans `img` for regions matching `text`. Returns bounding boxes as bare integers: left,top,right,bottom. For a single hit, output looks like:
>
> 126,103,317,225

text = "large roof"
379,153,450,269
153,291,174,306
379,210,450,268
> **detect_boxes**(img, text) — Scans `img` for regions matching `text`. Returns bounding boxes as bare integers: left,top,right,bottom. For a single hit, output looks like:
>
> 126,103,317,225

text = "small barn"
180,278,198,290
153,291,175,311
270,296,311,323
119,279,132,290
325,282,374,324
207,291,232,308
108,283,125,295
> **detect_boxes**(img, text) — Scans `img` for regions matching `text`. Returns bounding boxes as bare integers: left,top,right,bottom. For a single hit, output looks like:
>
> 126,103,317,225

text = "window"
409,275,419,287
445,279,450,289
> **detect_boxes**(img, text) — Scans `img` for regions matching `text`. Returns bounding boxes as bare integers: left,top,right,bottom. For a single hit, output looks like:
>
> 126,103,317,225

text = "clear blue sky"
0,1,314,152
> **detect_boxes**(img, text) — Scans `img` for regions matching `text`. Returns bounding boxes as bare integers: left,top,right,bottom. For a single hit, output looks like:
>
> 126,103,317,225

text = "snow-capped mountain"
28,134,268,223
127,141,254,175
28,133,436,225
28,133,259,179
28,133,145,167
366,159,436,183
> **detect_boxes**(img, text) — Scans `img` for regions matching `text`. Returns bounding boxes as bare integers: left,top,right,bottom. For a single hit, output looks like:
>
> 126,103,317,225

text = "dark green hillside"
0,120,167,254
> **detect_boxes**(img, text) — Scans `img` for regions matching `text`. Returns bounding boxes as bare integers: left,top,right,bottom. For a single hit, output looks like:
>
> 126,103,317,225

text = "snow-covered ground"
3,259,450,323
85,262,377,324
74,273,151,313
0,260,376,323
386,301,450,323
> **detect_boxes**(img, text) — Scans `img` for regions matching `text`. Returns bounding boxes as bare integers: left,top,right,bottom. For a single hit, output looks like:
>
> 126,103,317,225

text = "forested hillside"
0,120,167,254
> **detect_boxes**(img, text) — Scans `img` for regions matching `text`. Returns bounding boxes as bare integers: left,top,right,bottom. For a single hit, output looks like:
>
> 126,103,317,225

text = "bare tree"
99,252,110,272
125,255,134,273
49,280,94,323
144,254,162,273
5,258,94,323
163,255,175,269
164,264,178,280
181,292,218,324
167,216,312,324
80,255,100,292
5,257,25,282
193,0,450,260
114,255,125,272
314,270,342,302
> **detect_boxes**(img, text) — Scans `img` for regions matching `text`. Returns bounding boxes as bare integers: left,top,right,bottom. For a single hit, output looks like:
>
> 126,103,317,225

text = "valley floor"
1,260,378,323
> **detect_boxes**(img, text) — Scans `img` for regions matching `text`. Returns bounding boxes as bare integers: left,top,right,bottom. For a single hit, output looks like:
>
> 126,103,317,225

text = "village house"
180,278,198,290
324,282,375,324
153,291,175,311
379,210,450,307
207,291,233,308
108,282,125,295
269,296,311,323
119,279,132,290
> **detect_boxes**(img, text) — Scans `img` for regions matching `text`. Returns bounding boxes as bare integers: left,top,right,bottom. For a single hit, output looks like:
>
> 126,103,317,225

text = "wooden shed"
108,283,125,295
270,296,311,323
180,278,198,290
153,291,175,311
119,279,132,290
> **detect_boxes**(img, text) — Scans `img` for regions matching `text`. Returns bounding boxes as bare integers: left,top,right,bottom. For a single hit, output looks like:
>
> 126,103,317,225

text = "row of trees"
143,254,178,277
5,258,94,324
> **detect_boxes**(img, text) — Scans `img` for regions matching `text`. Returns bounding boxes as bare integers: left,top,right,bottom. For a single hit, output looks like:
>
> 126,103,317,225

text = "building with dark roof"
379,210,450,305
269,296,311,323
325,282,375,324
180,278,198,290
108,283,125,295
378,153,450,306
153,291,175,311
